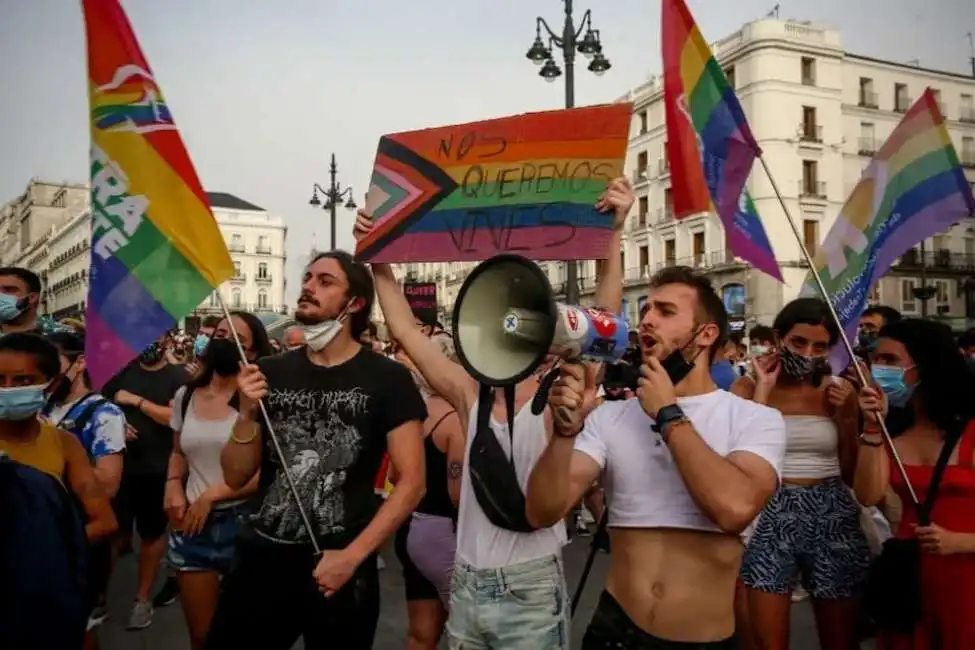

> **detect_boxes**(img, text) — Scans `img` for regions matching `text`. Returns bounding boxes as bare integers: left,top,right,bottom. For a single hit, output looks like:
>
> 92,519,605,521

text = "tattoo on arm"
447,461,463,479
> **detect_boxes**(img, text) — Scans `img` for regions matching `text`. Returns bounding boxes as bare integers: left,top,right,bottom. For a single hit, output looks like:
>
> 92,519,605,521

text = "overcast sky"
2,0,973,302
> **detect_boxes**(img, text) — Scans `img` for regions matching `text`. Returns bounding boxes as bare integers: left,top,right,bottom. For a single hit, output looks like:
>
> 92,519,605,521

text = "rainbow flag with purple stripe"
662,0,781,281
803,89,975,367
82,0,234,389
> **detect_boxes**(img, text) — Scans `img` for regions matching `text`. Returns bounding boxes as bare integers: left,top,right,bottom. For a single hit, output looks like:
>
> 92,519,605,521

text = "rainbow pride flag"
803,89,975,366
82,0,234,389
356,104,631,263
661,0,781,281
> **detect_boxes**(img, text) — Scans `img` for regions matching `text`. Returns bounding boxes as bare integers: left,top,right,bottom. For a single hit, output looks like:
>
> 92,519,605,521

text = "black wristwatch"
652,404,689,442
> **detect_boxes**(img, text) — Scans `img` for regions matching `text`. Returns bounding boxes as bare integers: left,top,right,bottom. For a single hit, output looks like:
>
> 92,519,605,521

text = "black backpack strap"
917,420,968,525
56,393,106,433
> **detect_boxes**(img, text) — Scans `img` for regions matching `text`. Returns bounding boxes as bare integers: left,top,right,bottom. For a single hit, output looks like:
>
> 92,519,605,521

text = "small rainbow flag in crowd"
661,0,781,281
82,0,234,389
803,89,975,367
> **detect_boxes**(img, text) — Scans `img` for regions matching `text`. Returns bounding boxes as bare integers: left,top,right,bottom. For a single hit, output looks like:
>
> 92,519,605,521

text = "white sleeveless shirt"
455,399,567,569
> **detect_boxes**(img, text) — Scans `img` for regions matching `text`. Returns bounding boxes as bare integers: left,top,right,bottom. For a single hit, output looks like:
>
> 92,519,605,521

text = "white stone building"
193,192,289,318
391,18,975,333
45,210,91,319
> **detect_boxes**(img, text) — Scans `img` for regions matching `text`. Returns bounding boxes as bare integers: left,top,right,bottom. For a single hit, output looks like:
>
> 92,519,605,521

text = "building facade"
0,184,290,324
45,210,91,319
389,18,975,333
193,192,289,318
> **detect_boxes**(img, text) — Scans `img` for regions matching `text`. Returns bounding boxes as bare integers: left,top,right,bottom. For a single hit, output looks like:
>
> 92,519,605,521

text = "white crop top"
574,391,786,533
780,415,841,480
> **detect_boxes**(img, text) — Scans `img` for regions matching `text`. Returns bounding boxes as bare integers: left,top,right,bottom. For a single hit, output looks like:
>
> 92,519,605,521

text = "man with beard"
526,266,786,649
0,267,43,335
102,335,190,629
210,250,427,650
356,176,634,650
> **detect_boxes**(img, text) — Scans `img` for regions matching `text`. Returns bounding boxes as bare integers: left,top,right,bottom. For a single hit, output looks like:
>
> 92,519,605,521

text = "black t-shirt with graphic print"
242,347,427,549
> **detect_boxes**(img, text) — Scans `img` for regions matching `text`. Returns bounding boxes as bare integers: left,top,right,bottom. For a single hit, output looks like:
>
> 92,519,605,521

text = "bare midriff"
605,527,742,643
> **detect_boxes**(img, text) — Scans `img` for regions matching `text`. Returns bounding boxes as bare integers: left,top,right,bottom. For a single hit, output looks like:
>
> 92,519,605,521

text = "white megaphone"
452,254,630,387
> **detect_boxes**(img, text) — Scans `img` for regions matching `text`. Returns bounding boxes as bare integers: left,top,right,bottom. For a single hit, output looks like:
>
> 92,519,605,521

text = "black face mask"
48,373,73,405
205,338,242,377
658,327,707,386
139,342,164,366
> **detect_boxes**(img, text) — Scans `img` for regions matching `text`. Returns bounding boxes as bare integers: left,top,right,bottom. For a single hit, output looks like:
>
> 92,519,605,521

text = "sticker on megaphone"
502,304,629,364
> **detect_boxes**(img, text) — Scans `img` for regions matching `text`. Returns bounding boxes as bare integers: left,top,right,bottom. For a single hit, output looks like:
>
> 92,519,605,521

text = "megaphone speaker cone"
452,255,556,387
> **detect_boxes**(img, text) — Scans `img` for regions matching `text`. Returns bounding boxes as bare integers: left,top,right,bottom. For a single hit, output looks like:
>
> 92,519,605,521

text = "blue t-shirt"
710,360,737,391
43,394,126,460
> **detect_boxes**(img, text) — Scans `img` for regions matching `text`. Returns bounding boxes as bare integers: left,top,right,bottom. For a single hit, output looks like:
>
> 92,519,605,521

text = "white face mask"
300,319,341,352
750,344,770,358
299,303,353,352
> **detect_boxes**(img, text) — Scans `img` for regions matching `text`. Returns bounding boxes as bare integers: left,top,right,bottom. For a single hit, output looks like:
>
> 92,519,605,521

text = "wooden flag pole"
217,296,322,554
756,155,919,506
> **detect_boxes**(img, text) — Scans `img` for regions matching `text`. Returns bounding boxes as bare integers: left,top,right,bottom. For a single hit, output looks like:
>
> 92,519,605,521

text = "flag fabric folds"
82,0,234,389
661,0,782,281
802,89,975,366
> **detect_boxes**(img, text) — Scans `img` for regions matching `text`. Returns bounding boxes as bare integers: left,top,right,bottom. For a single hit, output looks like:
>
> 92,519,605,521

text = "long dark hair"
880,318,975,436
185,311,274,393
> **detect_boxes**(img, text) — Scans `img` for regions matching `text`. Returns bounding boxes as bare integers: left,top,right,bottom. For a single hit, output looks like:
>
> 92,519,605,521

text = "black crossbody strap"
917,419,970,525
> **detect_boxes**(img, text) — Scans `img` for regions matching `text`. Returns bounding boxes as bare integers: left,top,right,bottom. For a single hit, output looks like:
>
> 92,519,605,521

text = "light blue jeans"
446,553,569,650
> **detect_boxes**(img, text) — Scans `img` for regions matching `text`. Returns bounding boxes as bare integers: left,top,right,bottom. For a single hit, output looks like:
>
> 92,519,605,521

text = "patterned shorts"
740,477,870,600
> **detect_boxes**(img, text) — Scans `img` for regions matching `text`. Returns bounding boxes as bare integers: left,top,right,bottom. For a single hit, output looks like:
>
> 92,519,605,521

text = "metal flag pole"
216,296,322,553
756,155,919,506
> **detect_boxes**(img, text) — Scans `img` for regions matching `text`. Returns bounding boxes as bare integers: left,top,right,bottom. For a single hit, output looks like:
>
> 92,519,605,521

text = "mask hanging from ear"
300,300,355,352
659,326,707,386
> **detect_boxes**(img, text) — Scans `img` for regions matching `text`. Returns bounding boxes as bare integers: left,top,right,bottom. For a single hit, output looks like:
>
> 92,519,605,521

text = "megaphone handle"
531,367,561,416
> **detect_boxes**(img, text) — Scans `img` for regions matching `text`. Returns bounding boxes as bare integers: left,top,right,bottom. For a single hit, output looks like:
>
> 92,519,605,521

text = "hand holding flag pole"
217,294,322,554
756,156,919,507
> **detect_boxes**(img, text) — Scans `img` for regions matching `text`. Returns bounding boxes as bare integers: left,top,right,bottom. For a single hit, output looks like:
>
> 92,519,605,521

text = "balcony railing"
799,180,827,199
228,244,245,253
895,96,912,113
960,107,975,124
256,246,273,255
858,91,879,109
230,273,246,281
895,249,975,272
961,149,975,169
658,158,670,175
632,168,649,184
858,137,878,155
799,124,823,143
255,274,273,283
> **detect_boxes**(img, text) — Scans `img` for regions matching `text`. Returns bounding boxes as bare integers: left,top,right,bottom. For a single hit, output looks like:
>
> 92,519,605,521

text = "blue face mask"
0,293,25,324
871,364,917,408
193,334,210,357
0,384,49,421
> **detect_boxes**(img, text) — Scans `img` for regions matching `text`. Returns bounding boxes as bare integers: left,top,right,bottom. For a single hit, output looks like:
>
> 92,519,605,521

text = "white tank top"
780,415,841,480
455,398,567,569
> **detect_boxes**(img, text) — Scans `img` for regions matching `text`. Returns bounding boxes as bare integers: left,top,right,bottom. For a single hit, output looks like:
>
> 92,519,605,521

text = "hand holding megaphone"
547,362,587,437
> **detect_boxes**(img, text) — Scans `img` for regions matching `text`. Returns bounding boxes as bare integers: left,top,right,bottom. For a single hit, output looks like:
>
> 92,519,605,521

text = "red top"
880,422,975,650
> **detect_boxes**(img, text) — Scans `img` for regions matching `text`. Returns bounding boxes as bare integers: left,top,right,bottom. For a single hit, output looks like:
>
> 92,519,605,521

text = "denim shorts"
168,503,246,574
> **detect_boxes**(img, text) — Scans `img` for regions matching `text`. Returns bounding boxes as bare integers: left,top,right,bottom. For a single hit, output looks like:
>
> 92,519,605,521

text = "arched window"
258,289,268,309
231,288,242,308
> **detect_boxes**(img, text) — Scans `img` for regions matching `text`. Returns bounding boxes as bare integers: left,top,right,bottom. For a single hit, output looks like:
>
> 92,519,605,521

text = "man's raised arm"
355,211,473,414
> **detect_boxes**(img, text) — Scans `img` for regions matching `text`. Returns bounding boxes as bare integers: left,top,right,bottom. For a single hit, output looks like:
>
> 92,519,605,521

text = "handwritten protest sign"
404,281,438,324
355,104,631,263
